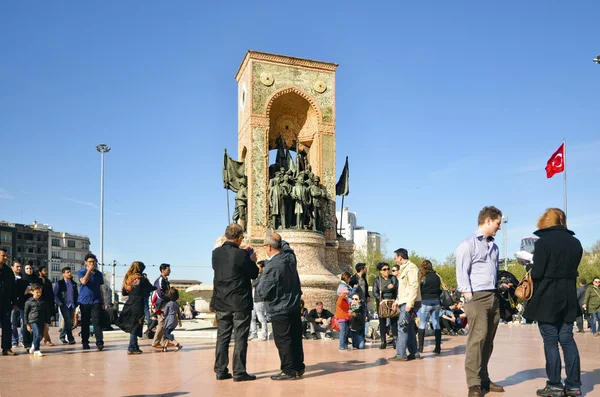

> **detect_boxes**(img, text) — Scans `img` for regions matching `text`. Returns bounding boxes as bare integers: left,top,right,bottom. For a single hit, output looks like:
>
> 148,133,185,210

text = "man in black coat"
256,232,305,381
575,279,588,333
211,223,258,382
0,248,18,356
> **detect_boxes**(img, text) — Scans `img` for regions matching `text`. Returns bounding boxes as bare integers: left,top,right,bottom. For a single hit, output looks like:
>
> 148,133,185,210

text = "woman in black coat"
523,208,583,397
372,262,398,349
116,261,156,355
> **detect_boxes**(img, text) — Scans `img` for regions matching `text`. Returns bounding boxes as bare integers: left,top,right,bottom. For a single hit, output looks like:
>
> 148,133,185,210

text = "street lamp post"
96,144,111,275
502,216,508,271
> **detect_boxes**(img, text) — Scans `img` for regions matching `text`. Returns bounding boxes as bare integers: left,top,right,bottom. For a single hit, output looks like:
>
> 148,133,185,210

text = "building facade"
335,208,357,242
335,208,381,255
49,230,91,282
0,221,17,262
14,222,49,271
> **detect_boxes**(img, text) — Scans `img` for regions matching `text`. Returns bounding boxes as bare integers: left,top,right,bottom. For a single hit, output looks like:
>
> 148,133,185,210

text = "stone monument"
225,51,354,310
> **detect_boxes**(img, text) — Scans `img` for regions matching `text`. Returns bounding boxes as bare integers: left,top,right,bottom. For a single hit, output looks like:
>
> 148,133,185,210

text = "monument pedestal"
277,230,339,311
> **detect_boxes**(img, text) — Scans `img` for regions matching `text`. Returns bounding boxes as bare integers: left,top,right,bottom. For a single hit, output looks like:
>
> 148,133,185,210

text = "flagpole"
339,196,345,237
563,138,567,217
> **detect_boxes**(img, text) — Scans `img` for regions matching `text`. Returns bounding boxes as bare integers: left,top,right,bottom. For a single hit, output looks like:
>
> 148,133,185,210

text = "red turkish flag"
545,143,565,178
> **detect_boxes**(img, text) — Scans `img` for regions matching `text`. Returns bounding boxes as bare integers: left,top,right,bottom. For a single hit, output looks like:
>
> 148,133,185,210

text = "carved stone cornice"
236,51,338,81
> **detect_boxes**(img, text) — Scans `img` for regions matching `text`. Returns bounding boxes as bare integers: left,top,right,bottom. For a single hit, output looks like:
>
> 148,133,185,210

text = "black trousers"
214,311,251,377
441,318,461,332
378,316,398,342
80,303,103,346
271,311,305,376
1,309,12,351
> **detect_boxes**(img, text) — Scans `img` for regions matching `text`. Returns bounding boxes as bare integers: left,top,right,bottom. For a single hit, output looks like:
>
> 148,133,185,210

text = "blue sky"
1,2,599,283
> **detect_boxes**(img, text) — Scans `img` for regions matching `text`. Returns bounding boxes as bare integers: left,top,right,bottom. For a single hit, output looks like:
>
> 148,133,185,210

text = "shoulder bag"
514,270,533,301
377,276,400,318
437,274,455,307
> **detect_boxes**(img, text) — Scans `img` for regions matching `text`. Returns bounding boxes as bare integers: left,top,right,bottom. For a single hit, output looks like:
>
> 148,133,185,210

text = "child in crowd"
349,293,365,349
24,284,46,357
162,288,183,352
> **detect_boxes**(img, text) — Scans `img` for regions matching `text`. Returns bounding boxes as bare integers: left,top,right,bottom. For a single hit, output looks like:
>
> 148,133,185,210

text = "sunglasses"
392,269,398,272
352,298,360,301
381,268,389,271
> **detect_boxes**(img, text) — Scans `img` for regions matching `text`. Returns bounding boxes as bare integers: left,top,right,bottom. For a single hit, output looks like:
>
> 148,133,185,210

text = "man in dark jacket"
53,267,78,344
350,263,369,302
306,302,334,339
0,248,18,356
256,233,305,381
211,223,258,382
575,279,588,333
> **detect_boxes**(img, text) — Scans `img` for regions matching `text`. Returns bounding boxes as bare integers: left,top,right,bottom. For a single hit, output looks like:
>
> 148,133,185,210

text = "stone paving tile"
0,323,598,397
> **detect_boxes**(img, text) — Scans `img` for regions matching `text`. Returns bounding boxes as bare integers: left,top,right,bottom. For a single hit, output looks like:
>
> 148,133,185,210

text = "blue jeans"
589,312,600,334
350,329,365,349
250,301,268,339
59,305,75,342
144,299,150,325
11,309,24,345
538,322,581,390
418,304,441,330
128,333,139,352
31,322,43,352
396,304,418,358
338,321,349,349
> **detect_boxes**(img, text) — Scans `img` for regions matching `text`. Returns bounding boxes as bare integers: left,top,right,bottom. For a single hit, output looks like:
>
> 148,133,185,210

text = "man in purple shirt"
456,206,505,397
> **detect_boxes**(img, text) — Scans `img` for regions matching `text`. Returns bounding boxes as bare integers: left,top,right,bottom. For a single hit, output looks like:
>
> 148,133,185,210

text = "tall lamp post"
502,216,508,271
96,144,111,275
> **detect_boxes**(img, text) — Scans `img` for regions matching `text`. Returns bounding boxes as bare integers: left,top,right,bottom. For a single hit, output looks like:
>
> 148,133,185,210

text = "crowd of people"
0,205,593,397
210,207,590,397
0,249,188,357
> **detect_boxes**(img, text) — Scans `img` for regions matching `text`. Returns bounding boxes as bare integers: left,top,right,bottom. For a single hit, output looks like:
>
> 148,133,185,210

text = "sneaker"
68,340,76,345
565,389,582,397
33,351,43,357
260,335,268,341
324,332,333,339
18,341,24,347
28,348,34,355
536,386,564,397
248,335,257,341
60,339,68,344
338,347,351,351
97,344,104,351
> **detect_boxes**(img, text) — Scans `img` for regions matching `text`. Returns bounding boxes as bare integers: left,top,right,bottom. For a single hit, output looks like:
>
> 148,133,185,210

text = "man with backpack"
151,263,171,348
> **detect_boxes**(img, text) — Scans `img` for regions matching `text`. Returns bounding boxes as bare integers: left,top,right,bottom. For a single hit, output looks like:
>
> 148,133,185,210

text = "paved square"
1,324,599,397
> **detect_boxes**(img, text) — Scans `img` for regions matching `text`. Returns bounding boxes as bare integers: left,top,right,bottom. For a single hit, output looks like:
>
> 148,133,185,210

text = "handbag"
514,270,533,301
331,316,340,332
377,276,400,318
437,274,455,307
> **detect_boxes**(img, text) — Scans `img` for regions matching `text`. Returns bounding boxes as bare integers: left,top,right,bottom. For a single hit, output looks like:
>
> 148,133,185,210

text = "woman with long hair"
523,208,583,397
20,264,38,352
372,262,398,349
336,272,353,351
116,261,156,355
417,260,442,355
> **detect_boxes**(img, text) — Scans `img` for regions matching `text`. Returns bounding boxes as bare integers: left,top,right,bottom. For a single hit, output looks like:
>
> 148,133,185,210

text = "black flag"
336,156,349,196
222,149,245,192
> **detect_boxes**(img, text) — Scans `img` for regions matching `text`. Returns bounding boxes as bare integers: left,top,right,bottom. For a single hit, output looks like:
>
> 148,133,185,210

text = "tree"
178,289,196,305
444,253,456,267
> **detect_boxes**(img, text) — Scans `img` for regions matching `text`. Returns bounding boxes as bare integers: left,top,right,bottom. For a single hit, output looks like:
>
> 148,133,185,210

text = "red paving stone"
0,323,599,397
